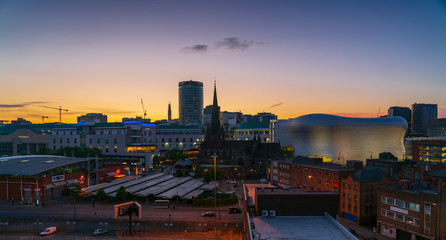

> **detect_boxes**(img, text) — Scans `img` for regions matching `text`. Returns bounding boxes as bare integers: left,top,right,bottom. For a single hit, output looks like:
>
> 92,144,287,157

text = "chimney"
311,158,323,164
347,160,363,170
399,180,411,190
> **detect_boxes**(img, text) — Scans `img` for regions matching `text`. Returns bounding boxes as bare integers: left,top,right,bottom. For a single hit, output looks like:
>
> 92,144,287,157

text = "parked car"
93,229,108,236
40,226,56,236
228,207,242,214
201,211,216,217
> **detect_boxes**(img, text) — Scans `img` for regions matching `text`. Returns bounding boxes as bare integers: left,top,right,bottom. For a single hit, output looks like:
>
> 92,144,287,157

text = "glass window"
425,221,431,230
396,199,404,207
425,203,431,215
387,198,394,205
381,196,386,203
386,211,394,219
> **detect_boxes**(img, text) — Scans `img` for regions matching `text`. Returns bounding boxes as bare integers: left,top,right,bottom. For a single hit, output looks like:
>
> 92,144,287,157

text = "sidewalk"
338,217,393,240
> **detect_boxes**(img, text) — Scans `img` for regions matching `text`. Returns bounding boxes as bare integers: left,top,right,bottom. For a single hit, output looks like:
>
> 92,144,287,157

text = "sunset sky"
1,0,445,123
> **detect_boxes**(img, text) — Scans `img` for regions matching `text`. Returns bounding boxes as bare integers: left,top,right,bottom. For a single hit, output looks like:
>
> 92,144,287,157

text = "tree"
70,184,82,200
204,171,212,183
175,170,183,177
96,189,107,201
115,186,129,202
193,167,201,178
281,146,295,158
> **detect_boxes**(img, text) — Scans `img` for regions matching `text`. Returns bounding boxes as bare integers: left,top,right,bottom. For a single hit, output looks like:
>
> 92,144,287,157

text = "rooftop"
351,168,391,182
0,155,90,176
252,215,357,240
425,168,446,178
381,182,438,195
277,157,355,171
235,121,270,130
256,187,338,196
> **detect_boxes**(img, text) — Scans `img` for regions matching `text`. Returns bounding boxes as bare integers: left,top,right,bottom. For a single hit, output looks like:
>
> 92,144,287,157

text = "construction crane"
29,114,49,124
141,98,147,119
39,105,68,124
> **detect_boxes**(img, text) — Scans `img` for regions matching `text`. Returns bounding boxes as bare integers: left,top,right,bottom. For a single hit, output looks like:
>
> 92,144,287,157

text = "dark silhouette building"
411,103,437,135
198,82,280,178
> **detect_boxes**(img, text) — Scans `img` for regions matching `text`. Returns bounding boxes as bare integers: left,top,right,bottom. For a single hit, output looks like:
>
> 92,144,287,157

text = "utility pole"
212,154,218,238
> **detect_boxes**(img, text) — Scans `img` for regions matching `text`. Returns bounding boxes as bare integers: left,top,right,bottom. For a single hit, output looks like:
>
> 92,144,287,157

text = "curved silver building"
273,114,408,162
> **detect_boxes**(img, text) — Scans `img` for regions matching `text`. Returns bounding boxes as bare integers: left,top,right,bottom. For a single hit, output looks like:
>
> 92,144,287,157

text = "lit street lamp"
212,154,218,238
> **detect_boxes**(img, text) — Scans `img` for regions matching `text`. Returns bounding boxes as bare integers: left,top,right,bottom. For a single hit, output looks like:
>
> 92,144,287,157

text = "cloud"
180,44,208,54
216,37,264,51
267,103,283,109
0,101,48,108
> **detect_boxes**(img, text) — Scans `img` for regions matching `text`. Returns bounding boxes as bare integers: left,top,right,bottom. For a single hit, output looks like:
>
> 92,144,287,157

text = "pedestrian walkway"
338,217,393,240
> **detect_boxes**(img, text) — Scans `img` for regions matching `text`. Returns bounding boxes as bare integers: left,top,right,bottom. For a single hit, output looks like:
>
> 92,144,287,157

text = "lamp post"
212,154,218,238
433,202,437,240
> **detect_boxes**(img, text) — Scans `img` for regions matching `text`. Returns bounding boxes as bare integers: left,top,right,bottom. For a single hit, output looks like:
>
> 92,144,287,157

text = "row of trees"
37,146,103,158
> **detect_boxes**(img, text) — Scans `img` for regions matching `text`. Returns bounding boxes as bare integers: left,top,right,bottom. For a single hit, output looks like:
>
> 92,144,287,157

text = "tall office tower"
388,106,411,131
178,80,203,125
411,103,438,135
168,102,172,121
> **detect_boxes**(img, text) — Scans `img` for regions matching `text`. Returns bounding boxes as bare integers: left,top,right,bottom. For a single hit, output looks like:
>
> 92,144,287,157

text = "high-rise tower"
168,102,172,121
411,103,438,135
178,80,203,125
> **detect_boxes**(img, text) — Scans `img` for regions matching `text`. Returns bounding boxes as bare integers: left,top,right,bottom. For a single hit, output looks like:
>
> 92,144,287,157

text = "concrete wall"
0,217,242,233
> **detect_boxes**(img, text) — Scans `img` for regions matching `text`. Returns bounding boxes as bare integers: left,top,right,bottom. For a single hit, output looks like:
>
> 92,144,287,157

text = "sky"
1,0,446,123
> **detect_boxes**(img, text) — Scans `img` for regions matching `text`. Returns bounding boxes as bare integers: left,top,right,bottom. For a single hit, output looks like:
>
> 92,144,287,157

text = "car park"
228,207,242,214
93,229,108,236
40,226,56,236
201,211,216,217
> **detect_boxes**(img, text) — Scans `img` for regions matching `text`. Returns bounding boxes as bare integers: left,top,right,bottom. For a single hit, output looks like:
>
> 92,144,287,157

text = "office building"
270,157,359,192
405,138,446,163
233,121,272,142
377,181,446,240
178,80,203,125
412,103,438,136
388,106,411,133
340,168,393,225
77,113,107,124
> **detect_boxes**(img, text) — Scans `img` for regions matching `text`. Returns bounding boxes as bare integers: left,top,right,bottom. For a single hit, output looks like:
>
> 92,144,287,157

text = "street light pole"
212,154,218,238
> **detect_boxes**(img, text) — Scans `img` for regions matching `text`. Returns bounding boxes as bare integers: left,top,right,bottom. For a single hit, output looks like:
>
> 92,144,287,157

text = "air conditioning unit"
269,210,276,217
262,210,269,217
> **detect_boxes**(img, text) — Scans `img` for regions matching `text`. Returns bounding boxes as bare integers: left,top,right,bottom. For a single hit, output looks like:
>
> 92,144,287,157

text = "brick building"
377,181,446,240
270,157,359,192
0,155,123,202
340,168,394,226
254,187,339,217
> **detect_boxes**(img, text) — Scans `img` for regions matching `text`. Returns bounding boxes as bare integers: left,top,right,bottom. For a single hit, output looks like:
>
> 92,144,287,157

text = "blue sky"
1,0,445,122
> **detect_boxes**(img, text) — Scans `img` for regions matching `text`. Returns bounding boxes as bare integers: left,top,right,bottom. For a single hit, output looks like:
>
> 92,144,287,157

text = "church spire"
205,79,224,141
213,79,218,107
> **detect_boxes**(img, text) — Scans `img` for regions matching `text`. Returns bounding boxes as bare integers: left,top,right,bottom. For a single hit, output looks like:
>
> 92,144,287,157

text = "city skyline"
1,0,446,123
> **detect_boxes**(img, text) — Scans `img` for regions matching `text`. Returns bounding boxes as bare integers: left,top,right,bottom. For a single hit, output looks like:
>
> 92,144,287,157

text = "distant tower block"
178,80,203,125
168,102,172,121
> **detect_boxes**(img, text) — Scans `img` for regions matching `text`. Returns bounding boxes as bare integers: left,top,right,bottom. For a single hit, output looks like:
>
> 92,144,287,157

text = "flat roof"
256,187,338,196
252,215,357,240
0,155,89,176
245,183,276,207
